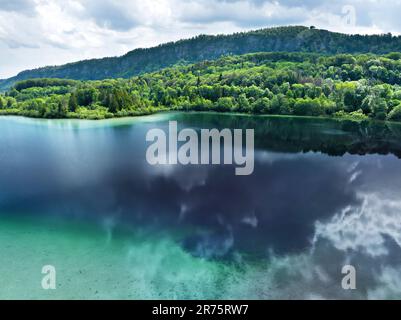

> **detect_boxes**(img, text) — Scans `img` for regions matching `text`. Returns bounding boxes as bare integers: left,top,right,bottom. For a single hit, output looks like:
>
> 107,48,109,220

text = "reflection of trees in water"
174,113,401,158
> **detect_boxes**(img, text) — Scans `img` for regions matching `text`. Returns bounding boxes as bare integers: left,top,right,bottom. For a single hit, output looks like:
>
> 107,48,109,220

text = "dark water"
1,113,401,299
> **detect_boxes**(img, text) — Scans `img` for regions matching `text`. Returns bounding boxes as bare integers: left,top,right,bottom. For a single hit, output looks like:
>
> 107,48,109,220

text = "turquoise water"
1,113,401,300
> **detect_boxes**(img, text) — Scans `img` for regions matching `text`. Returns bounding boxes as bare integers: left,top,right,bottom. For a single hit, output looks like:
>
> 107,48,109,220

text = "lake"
1,112,401,299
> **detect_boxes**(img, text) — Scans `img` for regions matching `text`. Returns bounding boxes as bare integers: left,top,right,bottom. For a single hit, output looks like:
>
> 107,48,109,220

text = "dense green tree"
76,87,98,106
371,97,388,120
68,93,78,112
6,99,13,108
294,98,325,116
215,97,235,112
237,94,251,113
4,51,401,121
252,98,271,114
388,104,401,121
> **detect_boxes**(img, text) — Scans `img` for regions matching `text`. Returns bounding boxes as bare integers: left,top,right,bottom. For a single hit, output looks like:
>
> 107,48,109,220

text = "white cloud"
314,192,401,257
0,0,400,78
368,267,401,299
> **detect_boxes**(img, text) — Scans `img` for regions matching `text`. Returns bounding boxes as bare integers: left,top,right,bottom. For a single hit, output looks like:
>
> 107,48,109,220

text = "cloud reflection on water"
1,114,401,298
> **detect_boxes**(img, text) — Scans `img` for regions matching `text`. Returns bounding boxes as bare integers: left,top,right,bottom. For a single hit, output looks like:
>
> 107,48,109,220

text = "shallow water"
1,112,401,300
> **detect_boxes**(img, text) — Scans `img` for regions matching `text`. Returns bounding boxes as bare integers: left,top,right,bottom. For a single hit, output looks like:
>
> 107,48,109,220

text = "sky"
0,0,400,79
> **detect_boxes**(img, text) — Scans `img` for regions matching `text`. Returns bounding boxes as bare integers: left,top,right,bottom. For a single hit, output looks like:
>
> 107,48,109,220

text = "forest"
1,26,401,90
2,51,401,122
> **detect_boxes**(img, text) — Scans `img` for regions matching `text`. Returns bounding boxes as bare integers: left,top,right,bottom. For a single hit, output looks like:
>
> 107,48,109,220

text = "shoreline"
1,109,400,126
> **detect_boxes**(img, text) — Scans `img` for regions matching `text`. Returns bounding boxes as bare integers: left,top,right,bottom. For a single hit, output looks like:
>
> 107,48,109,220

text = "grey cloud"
82,0,140,31
0,36,39,49
356,3,401,30
276,0,401,32
206,0,401,33
178,0,304,28
60,0,401,34
276,0,329,9
0,0,36,15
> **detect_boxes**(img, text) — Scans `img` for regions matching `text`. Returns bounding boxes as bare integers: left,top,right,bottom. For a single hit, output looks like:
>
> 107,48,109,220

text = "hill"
2,52,401,122
1,26,401,90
